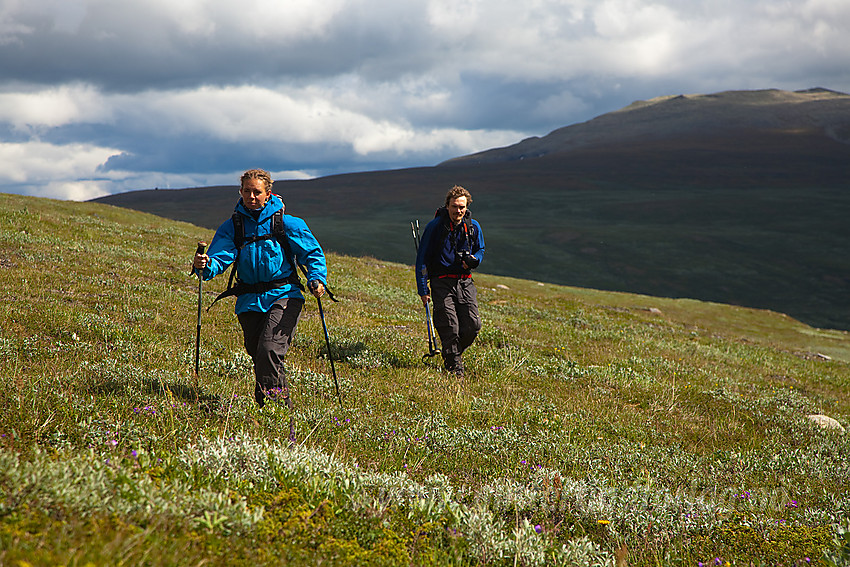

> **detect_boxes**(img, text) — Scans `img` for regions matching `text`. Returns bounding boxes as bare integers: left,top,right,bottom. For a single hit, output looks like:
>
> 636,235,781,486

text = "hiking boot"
446,364,464,381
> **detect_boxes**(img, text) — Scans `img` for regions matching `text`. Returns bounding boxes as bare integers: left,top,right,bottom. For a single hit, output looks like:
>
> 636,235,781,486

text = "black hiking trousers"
237,297,304,407
430,276,482,374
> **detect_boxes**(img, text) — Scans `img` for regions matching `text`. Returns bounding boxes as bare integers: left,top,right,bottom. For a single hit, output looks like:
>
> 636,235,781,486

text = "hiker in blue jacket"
193,168,328,408
415,185,485,379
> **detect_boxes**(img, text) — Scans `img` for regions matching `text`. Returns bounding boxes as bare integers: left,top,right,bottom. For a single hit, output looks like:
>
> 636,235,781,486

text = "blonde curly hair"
240,169,273,192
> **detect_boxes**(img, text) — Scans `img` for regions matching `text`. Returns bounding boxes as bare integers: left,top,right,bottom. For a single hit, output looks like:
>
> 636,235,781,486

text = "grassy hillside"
2,193,849,566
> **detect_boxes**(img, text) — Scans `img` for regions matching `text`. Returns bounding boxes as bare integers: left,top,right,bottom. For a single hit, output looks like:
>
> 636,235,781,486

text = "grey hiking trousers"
430,276,482,374
237,297,304,407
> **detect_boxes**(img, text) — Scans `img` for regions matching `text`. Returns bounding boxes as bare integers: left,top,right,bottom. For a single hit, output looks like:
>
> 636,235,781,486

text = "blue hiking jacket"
201,194,328,313
415,209,485,296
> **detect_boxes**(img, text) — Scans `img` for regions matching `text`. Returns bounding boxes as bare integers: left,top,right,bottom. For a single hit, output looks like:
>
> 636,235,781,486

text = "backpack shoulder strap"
231,212,245,249
462,213,473,243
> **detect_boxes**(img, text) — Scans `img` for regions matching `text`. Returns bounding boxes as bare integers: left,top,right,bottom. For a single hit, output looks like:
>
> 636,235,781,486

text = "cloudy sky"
1,0,848,201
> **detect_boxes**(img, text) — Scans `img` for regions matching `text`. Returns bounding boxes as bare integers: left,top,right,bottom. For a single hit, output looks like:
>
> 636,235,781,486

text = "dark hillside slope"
444,87,850,165
94,88,850,331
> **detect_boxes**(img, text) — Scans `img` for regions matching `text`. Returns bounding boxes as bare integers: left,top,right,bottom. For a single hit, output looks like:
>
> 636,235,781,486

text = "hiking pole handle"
191,241,207,275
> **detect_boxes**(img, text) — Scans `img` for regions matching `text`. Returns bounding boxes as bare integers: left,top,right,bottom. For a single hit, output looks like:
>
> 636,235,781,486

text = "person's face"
240,178,271,210
447,196,468,224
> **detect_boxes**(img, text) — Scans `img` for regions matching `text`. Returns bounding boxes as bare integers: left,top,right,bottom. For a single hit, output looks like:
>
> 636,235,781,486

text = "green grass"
2,193,849,566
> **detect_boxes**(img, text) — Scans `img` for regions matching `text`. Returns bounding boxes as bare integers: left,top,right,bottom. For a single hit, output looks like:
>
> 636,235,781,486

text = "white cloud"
39,179,110,201
72,82,528,157
0,84,110,130
0,141,121,200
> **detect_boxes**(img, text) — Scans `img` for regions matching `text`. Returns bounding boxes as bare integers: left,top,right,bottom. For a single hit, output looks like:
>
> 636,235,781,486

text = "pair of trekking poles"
411,220,441,361
192,241,343,408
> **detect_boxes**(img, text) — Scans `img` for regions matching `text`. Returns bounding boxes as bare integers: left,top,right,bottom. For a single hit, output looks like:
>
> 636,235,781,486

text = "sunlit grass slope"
1,193,848,566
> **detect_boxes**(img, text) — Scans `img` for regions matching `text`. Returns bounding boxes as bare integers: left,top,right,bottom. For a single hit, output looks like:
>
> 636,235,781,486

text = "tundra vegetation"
1,194,848,566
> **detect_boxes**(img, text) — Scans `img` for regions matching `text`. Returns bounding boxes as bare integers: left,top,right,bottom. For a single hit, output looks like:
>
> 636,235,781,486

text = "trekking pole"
411,221,441,361
411,219,420,250
192,241,207,377
423,302,441,360
309,280,343,407
296,261,342,407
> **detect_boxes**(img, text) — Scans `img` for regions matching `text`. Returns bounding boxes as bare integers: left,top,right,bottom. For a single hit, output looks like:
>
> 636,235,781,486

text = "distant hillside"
444,87,850,164
93,88,850,331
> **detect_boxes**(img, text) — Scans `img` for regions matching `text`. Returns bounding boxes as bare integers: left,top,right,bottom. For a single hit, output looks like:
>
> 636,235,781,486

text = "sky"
1,0,849,201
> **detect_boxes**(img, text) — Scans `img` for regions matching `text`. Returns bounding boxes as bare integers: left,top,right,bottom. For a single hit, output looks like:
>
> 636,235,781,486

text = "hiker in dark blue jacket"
415,185,485,379
193,168,328,408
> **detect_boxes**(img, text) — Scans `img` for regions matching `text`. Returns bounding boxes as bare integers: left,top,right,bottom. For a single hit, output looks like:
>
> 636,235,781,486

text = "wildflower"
534,524,542,533
785,500,798,508
598,520,610,525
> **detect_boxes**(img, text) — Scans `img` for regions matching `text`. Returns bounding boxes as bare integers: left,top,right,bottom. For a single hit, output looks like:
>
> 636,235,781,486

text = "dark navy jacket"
415,209,485,296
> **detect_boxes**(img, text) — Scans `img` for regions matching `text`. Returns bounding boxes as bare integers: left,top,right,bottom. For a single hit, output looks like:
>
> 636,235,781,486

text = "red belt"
437,274,471,279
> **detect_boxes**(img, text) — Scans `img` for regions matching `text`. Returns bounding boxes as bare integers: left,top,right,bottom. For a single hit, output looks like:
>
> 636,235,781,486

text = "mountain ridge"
441,87,850,165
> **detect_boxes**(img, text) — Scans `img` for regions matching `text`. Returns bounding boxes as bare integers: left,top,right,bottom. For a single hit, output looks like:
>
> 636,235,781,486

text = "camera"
458,250,479,269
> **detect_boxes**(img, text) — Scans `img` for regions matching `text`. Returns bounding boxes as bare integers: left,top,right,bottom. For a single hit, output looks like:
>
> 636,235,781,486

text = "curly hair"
240,169,273,192
444,185,472,207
